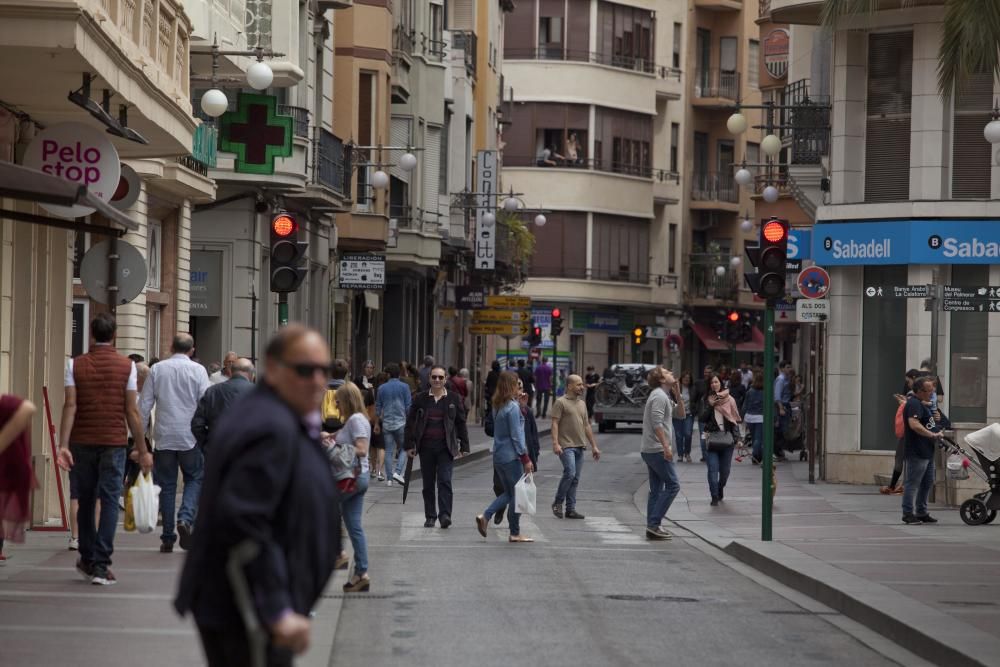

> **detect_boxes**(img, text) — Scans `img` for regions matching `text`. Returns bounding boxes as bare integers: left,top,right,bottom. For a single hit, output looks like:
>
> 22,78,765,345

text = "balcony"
521,269,679,308
451,30,477,78
392,26,413,102
693,69,741,108
307,129,350,206
687,254,739,302
695,0,743,10
277,105,310,140
768,0,825,25
653,169,682,206
691,172,739,210
503,160,655,219
419,32,446,62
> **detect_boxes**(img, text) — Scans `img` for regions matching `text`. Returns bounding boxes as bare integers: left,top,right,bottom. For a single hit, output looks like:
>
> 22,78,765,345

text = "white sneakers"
392,472,406,485
68,537,79,551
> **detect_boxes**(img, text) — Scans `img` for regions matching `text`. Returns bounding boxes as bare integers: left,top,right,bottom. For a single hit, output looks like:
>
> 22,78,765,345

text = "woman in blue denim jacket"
476,372,535,542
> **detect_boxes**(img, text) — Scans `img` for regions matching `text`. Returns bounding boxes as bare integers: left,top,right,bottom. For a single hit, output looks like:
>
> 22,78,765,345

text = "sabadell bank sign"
23,122,121,219
813,220,1000,265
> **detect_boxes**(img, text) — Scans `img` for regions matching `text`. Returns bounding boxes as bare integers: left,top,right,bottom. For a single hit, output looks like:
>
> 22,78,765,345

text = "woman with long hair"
743,371,765,465
700,375,741,506
673,371,694,463
476,372,534,542
328,381,372,592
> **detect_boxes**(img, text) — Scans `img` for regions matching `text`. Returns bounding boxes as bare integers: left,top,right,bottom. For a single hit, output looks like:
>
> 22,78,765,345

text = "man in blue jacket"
376,363,412,486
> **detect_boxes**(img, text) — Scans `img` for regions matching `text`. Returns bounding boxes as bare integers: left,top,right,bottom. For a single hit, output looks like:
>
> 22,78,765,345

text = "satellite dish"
79,239,148,305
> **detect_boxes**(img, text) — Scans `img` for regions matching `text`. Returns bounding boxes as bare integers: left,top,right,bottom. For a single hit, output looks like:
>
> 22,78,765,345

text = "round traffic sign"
797,266,830,299
79,239,148,305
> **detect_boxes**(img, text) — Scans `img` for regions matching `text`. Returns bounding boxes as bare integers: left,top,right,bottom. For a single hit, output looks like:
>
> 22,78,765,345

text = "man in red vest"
58,312,151,586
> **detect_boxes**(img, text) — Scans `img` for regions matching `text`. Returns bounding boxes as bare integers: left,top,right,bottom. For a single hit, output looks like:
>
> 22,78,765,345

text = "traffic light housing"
725,310,742,344
744,217,789,301
633,326,644,346
270,213,308,293
532,325,542,346
551,307,564,337
740,312,755,342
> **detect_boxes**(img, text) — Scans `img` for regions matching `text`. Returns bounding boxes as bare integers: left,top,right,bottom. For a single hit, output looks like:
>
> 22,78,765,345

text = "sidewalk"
644,456,1000,667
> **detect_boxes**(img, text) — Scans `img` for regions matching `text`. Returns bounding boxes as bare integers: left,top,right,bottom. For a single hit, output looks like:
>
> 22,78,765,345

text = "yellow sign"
469,323,530,336
485,295,531,309
472,309,531,322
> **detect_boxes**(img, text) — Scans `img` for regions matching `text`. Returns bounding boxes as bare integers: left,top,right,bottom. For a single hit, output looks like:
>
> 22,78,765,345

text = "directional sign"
865,285,929,298
473,309,531,322
339,254,385,289
797,266,830,299
943,286,1000,299
796,298,830,322
486,295,531,309
470,323,531,336
942,298,1000,313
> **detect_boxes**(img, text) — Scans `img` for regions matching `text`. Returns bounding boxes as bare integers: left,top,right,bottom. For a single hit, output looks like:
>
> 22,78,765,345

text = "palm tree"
821,0,1000,98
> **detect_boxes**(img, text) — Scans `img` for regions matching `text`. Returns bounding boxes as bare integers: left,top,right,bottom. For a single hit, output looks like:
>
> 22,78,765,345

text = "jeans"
340,472,369,575
748,421,764,461
902,456,935,517
673,416,693,458
154,448,204,544
555,447,585,511
706,445,734,500
641,452,681,527
419,446,454,520
485,459,524,536
70,445,125,567
535,391,550,417
382,427,406,477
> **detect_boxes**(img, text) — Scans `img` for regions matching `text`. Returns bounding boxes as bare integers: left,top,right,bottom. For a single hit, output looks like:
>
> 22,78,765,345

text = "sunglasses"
430,374,446,380
282,361,333,379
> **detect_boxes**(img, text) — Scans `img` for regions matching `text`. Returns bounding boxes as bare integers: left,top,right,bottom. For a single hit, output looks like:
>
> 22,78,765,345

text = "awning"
0,161,139,234
690,322,766,353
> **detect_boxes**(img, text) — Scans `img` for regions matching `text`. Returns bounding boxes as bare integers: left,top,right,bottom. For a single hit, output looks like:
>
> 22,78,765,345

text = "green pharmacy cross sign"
218,93,293,175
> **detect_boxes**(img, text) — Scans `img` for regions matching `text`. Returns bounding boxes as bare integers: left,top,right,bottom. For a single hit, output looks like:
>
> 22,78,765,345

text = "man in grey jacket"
191,358,255,455
640,367,684,540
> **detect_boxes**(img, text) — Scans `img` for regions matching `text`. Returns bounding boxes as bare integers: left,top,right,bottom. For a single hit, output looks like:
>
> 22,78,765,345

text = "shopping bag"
123,476,137,532
131,471,161,534
514,474,537,515
946,453,970,480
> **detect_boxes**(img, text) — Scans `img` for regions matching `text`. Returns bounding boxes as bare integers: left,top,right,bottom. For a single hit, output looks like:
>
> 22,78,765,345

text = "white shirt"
209,370,227,385
140,353,210,451
64,344,138,390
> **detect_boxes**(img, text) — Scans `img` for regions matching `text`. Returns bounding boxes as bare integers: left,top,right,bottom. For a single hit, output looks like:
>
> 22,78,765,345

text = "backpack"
894,402,906,439
321,388,343,432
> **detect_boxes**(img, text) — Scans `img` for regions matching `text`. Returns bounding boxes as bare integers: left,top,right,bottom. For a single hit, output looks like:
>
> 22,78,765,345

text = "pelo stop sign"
23,122,121,219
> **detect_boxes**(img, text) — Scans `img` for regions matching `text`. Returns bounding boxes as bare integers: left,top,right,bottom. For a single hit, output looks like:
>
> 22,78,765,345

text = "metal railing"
694,69,741,100
783,80,831,165
654,169,681,184
277,105,310,139
389,204,414,228
687,254,739,300
451,30,477,77
691,172,738,203
503,154,663,179
394,25,415,55
504,47,664,76
177,154,209,176
420,32,446,61
312,129,350,197
526,266,680,287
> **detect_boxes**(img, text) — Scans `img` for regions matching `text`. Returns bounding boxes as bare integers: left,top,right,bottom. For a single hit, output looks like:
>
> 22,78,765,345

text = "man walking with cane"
551,374,601,519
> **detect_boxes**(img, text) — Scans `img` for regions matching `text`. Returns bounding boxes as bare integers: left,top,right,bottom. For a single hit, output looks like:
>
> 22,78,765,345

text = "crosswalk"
398,513,646,545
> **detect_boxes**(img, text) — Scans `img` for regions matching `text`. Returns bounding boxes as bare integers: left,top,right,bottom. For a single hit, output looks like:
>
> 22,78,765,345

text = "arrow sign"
472,309,531,322
486,295,531,309
469,323,531,336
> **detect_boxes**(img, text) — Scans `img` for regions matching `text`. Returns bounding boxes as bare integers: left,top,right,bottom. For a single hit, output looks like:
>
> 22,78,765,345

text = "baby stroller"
940,424,1000,526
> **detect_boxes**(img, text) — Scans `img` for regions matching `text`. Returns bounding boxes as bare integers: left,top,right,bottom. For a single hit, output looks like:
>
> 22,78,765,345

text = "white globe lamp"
727,112,748,135
740,218,754,233
482,212,496,225
985,118,1000,144
246,61,274,90
762,185,780,203
372,170,390,190
399,152,418,172
735,168,753,187
715,266,726,277
503,197,520,212
534,214,547,227
200,89,229,118
761,134,782,157
730,256,742,267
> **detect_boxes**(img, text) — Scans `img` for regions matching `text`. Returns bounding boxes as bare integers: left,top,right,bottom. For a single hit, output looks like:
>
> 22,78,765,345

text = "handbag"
324,434,356,482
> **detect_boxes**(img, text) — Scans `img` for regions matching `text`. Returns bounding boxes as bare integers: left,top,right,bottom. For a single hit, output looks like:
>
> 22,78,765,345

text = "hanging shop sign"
218,93,293,175
764,29,790,80
339,254,386,289
474,150,498,270
22,122,121,218
813,220,1000,265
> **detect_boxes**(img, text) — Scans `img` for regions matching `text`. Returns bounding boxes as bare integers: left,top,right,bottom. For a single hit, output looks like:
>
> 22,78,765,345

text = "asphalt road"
328,428,899,667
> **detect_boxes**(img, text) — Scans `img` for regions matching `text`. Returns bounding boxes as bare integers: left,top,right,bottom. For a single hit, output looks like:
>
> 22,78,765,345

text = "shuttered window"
864,32,912,203
390,116,412,183
951,72,993,199
423,126,441,221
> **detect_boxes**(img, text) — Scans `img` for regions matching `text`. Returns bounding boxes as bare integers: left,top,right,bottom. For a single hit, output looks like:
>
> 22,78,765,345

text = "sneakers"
376,471,386,482
902,514,921,524
75,558,95,582
392,472,406,485
646,526,672,541
68,537,79,551
564,510,585,519
387,480,393,487
178,522,193,551
551,503,564,519
91,566,117,586
917,514,938,523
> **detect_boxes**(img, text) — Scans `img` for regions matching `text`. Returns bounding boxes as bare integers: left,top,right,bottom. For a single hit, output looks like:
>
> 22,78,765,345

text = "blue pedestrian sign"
797,266,831,299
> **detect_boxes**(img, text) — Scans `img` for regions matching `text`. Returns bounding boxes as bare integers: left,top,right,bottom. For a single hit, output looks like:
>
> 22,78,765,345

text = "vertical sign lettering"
475,150,497,271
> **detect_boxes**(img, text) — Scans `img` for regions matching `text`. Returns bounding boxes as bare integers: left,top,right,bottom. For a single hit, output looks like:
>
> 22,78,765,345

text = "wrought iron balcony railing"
694,69,741,100
691,172,738,203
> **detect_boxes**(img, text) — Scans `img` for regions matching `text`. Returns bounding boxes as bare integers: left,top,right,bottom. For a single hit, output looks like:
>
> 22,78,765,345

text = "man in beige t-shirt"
551,374,601,519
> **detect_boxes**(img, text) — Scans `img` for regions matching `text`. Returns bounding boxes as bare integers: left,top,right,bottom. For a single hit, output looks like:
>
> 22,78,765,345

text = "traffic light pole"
762,304,775,541
278,293,289,328
551,334,558,406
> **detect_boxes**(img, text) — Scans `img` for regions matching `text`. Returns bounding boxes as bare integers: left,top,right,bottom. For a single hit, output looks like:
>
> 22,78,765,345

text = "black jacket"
175,383,340,630
191,376,254,452
518,367,535,395
522,405,540,468
405,390,470,457
691,378,709,421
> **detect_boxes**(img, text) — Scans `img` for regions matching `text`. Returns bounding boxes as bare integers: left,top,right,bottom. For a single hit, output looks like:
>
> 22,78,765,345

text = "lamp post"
191,37,287,118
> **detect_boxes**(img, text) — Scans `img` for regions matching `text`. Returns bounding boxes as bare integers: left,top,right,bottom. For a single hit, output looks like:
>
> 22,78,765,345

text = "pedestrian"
550,374,601,520
191,358,255,458
367,371,387,481
534,356,553,417
476,371,535,542
400,361,419,396
123,362,152,495
418,355,435,393
140,333,211,552
0,393,38,562
209,351,238,385
174,324,340,666
375,363,411,486
484,360,501,409
743,370,765,465
690,364,714,462
641,367,683,540
881,369,922,494
359,360,376,392
673,371,694,463
459,368,471,412
57,313,151,585
516,359,535,406
405,366,470,528
320,359,349,432
773,361,793,461
584,365,601,420
901,377,945,524
519,380,541,470
327,381,372,592
445,366,469,413
919,358,945,412
701,375,741,506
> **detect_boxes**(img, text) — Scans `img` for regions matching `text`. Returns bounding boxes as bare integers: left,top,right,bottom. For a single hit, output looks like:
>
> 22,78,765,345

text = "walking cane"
226,540,268,667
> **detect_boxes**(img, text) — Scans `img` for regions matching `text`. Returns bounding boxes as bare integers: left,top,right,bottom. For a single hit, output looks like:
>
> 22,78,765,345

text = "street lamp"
246,61,274,90
985,101,1000,144
715,266,727,277
482,211,496,225
727,112,748,135
762,185,780,203
740,217,754,233
503,197,521,212
372,170,390,190
730,256,742,267
398,152,418,172
200,89,229,118
735,167,753,187
534,214,547,227
761,134,782,157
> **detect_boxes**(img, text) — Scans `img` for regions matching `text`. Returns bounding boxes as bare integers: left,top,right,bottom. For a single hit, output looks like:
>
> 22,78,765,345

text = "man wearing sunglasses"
405,366,470,528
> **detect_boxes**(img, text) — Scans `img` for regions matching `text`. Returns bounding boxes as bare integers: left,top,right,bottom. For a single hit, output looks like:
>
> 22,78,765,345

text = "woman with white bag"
476,372,534,543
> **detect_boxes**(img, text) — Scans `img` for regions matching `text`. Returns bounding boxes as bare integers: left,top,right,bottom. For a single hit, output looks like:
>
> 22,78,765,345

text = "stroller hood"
965,423,1000,462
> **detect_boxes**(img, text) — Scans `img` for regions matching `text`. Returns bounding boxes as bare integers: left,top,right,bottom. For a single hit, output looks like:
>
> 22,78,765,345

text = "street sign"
455,286,485,310
797,266,830,299
942,298,1000,313
339,254,385,289
486,295,531,309
470,323,530,336
785,259,802,272
79,240,148,306
943,286,1000,299
864,285,929,298
472,309,531,322
796,298,830,322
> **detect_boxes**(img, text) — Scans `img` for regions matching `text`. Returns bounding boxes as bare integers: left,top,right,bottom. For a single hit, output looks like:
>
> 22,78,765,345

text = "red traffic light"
727,310,740,322
551,308,561,318
534,327,541,336
762,219,787,243
272,214,297,237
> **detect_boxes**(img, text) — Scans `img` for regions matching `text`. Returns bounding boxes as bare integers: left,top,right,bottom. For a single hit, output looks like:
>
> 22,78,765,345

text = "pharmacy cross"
219,93,293,175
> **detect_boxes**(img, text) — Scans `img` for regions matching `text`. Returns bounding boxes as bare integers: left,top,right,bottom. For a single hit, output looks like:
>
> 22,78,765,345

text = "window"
720,37,737,72
146,305,162,361
749,39,760,88
538,16,563,59
860,264,908,450
597,1,655,72
865,32,912,203
147,220,162,290
951,71,993,199
591,214,650,283
949,265,989,423
673,23,682,69
357,72,376,210
528,211,588,279
670,123,679,173
668,223,677,274
440,108,450,194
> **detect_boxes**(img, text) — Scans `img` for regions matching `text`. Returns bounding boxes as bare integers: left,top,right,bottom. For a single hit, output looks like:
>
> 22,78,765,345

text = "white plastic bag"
514,474,537,516
130,471,161,534
946,453,970,480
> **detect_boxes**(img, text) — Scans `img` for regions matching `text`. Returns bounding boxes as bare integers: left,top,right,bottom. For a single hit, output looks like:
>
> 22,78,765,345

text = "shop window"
860,265,908,450
949,265,989,423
